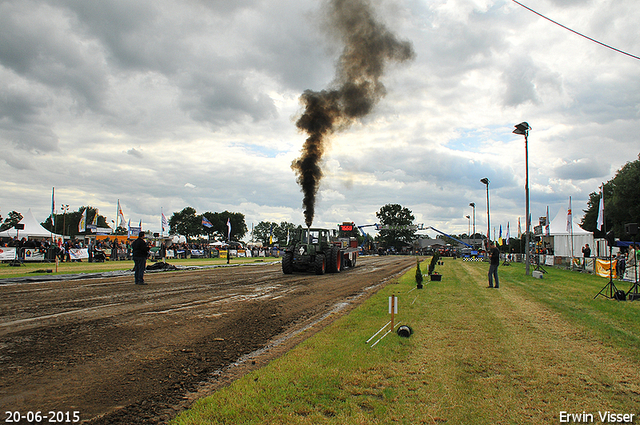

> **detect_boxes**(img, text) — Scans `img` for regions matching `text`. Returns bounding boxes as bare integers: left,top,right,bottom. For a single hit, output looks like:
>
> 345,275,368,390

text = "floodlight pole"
469,202,476,248
466,215,471,239
513,122,531,276
480,179,490,250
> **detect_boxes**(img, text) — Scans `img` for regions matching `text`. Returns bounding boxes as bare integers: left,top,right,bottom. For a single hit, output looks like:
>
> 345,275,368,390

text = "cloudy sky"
1,0,638,240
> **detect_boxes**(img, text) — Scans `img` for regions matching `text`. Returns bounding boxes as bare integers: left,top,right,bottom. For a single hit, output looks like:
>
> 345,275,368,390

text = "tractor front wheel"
314,254,326,275
282,252,294,274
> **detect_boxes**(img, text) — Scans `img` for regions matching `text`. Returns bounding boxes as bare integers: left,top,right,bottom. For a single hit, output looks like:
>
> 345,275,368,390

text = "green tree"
253,221,297,246
376,204,416,250
582,154,640,239
197,211,247,242
0,211,23,232
169,207,201,241
221,211,247,242
254,221,276,245
43,206,109,236
201,212,220,240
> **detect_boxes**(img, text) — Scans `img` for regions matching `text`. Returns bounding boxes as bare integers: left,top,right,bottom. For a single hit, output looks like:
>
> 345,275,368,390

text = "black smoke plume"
292,0,414,227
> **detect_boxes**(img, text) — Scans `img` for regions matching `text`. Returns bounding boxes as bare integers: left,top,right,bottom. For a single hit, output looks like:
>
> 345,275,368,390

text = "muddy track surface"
0,256,414,424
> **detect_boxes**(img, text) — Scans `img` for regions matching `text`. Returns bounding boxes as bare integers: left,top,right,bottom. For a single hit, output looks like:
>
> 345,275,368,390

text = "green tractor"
282,227,358,275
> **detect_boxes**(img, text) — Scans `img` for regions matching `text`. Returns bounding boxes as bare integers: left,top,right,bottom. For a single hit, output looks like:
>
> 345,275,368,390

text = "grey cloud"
126,148,144,158
0,85,59,151
501,57,540,107
547,0,593,7
553,158,609,180
0,1,109,110
1,151,35,170
0,127,59,153
179,72,278,125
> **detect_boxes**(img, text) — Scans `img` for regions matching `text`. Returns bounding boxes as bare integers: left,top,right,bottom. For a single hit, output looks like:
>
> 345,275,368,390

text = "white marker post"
389,295,397,330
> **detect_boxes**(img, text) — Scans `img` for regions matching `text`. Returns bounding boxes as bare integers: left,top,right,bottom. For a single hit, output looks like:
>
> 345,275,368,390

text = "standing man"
132,232,149,285
488,241,500,289
582,244,591,258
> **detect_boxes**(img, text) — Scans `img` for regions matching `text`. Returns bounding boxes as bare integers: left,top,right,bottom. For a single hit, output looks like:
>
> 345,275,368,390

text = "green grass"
0,256,280,279
172,258,640,425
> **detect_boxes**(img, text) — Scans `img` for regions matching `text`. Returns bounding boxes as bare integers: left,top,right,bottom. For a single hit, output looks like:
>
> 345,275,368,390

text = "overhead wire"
512,0,640,61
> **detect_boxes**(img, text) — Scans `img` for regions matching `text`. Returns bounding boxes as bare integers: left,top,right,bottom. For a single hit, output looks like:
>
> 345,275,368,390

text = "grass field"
172,257,640,425
0,256,280,279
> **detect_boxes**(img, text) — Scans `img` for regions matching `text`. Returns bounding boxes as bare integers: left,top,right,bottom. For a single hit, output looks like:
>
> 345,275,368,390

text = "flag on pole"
91,208,98,227
127,219,131,237
269,224,273,245
202,216,213,228
506,222,510,245
78,208,87,232
117,200,126,229
498,225,503,246
227,218,231,241
596,184,605,231
566,197,573,233
162,212,168,232
545,206,550,236
51,187,55,231
517,217,522,238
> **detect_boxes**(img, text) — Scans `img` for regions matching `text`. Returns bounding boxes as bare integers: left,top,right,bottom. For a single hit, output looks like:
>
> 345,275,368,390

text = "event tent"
0,209,62,240
542,207,594,257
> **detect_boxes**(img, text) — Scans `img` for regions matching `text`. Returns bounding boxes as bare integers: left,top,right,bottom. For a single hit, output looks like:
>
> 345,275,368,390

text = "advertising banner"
595,258,617,279
0,247,17,261
69,248,89,260
23,248,45,261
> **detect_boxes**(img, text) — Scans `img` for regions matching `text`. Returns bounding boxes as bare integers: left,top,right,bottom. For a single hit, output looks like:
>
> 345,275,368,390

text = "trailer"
282,227,358,275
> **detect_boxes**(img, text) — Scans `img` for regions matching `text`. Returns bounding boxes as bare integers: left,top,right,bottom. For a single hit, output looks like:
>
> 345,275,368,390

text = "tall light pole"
513,122,531,276
466,215,471,240
480,178,490,250
469,202,476,247
61,204,69,238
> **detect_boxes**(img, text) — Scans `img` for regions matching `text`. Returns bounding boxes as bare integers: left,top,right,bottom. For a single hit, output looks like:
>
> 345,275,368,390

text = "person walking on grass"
488,241,500,289
132,232,150,285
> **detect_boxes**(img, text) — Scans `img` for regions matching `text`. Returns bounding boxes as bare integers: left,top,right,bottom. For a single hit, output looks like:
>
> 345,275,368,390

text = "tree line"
581,154,640,240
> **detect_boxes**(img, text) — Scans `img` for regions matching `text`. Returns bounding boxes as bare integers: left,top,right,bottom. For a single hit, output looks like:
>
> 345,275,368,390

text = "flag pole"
569,196,575,266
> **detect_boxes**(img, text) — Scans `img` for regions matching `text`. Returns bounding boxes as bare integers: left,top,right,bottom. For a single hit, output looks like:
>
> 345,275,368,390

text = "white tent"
0,209,62,240
543,207,594,257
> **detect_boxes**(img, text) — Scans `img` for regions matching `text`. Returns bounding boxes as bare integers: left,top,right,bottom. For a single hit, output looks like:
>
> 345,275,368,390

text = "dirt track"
0,256,414,424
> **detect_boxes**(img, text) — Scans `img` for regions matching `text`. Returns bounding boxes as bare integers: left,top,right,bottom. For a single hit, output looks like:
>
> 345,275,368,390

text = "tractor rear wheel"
282,252,294,274
314,254,326,275
328,246,342,273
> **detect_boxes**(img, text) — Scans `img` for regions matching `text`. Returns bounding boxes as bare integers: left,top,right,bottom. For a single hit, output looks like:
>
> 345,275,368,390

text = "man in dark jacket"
488,241,500,288
132,232,150,285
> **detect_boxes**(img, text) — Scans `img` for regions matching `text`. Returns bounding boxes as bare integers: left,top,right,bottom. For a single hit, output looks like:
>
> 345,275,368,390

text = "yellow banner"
595,258,617,278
